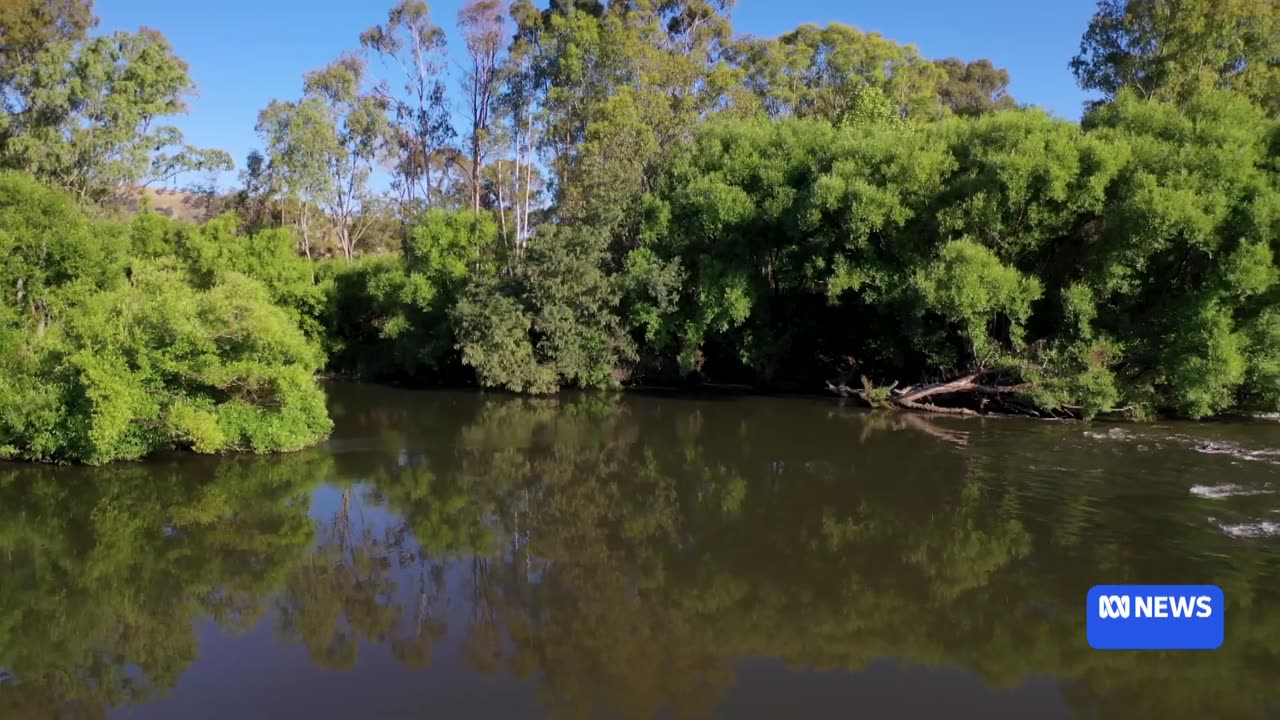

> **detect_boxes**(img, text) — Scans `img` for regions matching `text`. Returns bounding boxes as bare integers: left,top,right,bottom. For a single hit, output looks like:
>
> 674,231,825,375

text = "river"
1,383,1278,719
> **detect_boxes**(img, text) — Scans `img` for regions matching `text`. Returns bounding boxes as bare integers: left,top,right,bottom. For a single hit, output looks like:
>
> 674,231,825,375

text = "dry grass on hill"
125,186,224,223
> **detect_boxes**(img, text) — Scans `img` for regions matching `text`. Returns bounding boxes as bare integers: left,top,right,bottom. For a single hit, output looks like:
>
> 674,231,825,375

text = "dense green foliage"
0,0,1276,453
130,212,329,341
0,173,331,464
293,0,1274,417
635,92,1279,417
1071,0,1278,115
324,209,497,380
454,226,636,392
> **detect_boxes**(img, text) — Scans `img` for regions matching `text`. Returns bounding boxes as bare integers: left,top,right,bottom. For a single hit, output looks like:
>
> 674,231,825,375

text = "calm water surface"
2,383,1279,719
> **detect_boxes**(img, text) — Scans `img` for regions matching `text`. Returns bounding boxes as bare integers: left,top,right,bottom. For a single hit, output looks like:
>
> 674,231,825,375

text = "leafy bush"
322,209,497,381
0,175,331,464
454,227,635,393
0,263,331,464
129,212,328,343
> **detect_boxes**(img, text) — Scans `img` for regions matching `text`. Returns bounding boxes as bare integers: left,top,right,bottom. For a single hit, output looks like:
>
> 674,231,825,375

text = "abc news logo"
1087,585,1224,650
1096,594,1214,619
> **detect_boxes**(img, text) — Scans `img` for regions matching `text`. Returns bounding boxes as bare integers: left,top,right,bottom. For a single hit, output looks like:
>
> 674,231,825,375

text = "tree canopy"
1071,0,1279,116
1,25,231,204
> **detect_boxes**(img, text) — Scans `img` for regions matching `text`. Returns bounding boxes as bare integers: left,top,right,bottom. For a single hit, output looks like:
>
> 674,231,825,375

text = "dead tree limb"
829,370,1033,417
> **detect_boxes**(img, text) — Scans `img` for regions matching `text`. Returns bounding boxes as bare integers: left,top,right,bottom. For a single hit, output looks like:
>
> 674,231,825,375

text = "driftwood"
826,371,1030,417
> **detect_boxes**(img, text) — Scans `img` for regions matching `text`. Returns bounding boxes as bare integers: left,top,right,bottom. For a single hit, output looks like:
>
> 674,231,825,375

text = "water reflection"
1,384,1278,719
0,453,329,719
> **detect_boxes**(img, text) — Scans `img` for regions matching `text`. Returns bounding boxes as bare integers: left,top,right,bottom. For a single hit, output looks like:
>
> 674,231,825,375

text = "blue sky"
96,0,1101,188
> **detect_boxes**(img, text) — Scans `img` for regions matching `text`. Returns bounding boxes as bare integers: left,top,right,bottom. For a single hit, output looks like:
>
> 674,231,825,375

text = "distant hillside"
127,186,226,223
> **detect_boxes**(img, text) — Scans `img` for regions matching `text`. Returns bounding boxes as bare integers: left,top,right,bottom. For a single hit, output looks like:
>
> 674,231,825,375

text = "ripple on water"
1191,441,1280,465
1190,484,1275,499
1081,426,1280,467
1082,428,1135,441
1213,520,1280,539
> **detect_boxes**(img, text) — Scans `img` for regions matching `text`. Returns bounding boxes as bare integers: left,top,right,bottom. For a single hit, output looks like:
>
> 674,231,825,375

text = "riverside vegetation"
0,0,1277,463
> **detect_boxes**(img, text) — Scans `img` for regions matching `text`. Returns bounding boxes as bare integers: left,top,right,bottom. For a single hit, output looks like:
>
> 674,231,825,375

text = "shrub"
321,209,497,381
0,176,332,464
0,263,331,464
454,227,635,393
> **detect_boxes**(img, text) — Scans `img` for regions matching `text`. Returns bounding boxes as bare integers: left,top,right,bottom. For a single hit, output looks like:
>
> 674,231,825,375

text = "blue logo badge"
1087,585,1224,650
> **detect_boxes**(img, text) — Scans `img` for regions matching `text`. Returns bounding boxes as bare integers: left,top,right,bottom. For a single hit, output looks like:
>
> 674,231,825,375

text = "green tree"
1,28,231,204
496,0,546,250
360,0,455,209
1071,0,1280,115
458,0,508,213
303,57,392,260
733,23,946,122
506,0,736,238
256,96,338,259
454,226,635,393
934,57,1018,116
0,0,94,93
230,149,277,231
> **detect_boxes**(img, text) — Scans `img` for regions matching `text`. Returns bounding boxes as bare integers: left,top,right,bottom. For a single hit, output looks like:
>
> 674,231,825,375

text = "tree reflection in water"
1,386,1279,719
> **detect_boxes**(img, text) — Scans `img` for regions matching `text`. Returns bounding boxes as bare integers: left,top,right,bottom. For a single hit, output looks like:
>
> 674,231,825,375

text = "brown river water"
1,383,1278,719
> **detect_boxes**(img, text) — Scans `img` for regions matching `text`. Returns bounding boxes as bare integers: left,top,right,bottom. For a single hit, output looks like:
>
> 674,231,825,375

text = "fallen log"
893,397,982,416
827,371,1034,417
